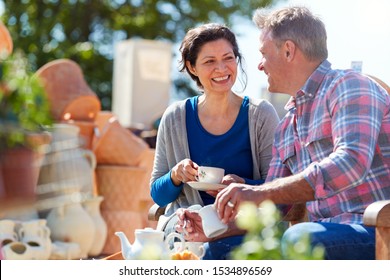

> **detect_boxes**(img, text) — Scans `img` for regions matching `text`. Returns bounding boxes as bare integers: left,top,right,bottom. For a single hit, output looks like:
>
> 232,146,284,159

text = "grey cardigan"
150,96,280,229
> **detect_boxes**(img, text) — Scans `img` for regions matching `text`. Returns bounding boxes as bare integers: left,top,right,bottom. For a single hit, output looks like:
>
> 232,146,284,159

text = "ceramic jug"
115,228,185,260
0,219,18,247
46,202,95,259
82,195,107,257
18,219,52,260
38,123,96,197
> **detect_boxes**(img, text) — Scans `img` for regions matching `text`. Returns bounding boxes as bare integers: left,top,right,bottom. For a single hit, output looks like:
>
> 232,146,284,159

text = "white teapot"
115,228,185,260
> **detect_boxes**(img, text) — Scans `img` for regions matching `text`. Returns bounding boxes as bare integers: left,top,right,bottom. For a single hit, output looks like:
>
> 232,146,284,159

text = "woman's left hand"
221,174,245,185
206,174,244,197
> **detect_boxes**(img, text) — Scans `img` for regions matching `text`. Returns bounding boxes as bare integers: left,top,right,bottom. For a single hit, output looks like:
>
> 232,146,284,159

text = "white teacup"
199,204,228,238
174,241,205,258
196,166,224,184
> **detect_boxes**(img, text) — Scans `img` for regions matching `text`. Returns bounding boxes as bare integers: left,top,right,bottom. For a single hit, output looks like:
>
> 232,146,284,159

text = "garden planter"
36,59,101,122
93,118,148,166
95,165,149,212
0,21,13,55
0,147,44,209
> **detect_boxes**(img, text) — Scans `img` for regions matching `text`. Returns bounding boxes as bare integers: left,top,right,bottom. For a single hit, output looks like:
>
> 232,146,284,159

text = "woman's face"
187,39,237,95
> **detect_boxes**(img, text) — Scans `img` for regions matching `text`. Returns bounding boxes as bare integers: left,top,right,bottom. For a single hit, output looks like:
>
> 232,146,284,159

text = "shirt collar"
300,59,331,97
284,60,331,111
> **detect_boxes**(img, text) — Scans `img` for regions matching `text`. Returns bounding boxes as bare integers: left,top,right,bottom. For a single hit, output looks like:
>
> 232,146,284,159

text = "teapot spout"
115,231,132,260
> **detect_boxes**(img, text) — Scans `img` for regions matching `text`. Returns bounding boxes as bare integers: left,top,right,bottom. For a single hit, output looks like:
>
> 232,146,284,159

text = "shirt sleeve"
303,75,387,199
150,171,183,207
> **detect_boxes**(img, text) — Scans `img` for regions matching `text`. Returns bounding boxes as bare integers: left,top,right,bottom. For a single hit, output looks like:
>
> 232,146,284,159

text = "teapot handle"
165,232,185,254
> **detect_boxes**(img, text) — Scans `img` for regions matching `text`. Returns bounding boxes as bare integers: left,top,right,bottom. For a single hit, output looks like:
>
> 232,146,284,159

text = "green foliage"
0,0,279,109
231,200,325,260
0,50,53,150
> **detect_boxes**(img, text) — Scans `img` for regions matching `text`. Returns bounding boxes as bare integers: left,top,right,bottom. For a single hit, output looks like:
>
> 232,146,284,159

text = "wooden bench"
363,200,390,259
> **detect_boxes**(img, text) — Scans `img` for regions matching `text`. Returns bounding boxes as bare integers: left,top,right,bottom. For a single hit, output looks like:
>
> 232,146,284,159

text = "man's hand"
215,183,262,223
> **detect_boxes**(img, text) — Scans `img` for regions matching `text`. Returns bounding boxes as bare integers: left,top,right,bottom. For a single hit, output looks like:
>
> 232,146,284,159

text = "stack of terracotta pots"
93,111,156,255
36,58,156,256
36,59,101,151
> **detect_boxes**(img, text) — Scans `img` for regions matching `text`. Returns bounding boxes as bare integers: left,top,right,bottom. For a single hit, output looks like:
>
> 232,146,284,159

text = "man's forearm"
259,173,315,204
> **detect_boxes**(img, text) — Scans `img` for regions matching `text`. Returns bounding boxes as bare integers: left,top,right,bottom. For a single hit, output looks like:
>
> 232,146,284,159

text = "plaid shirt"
267,60,390,224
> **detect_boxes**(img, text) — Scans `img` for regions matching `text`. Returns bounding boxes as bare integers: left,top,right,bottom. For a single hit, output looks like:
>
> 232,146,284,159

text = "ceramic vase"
46,202,95,259
38,123,96,199
83,196,107,257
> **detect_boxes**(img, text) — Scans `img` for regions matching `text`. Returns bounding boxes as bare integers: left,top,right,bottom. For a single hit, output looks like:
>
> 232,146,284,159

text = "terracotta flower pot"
93,118,148,166
0,147,41,209
95,165,150,212
0,21,13,56
64,120,97,150
36,59,101,122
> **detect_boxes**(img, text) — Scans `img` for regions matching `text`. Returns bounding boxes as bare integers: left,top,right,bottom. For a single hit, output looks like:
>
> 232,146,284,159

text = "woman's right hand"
175,208,210,242
171,159,199,185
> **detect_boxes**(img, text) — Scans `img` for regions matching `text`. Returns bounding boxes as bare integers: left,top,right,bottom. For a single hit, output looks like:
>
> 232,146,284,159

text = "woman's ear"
186,61,197,76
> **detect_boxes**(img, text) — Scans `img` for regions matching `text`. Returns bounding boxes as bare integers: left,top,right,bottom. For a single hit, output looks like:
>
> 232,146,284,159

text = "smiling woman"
149,22,280,260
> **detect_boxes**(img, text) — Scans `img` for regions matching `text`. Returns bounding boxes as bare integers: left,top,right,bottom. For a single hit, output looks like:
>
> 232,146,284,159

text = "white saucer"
187,181,226,191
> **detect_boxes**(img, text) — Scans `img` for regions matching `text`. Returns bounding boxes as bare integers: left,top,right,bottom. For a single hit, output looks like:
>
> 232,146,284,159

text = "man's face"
257,32,290,94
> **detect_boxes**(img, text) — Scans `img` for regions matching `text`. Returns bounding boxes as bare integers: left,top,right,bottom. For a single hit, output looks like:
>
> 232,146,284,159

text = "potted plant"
0,50,53,208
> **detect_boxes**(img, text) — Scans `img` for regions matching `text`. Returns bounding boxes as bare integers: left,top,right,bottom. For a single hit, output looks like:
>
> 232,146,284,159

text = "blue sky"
236,0,390,99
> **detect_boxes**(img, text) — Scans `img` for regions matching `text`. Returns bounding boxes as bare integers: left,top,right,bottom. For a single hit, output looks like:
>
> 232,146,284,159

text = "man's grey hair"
253,6,328,61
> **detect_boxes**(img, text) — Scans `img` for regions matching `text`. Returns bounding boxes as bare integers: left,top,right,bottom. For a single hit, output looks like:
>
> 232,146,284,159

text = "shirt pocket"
305,121,333,162
278,140,297,172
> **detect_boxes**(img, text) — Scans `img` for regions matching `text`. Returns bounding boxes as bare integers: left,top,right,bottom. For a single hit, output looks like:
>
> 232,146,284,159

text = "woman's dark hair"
179,23,247,90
